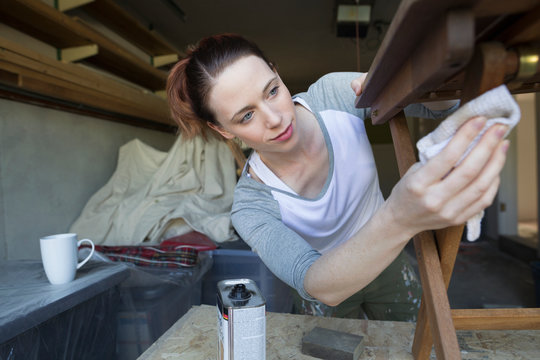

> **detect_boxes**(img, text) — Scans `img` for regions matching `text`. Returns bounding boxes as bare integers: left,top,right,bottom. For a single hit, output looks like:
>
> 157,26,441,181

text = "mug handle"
77,239,95,269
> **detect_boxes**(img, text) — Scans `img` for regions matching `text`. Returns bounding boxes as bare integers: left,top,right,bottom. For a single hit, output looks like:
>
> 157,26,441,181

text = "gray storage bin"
115,252,212,360
201,249,294,313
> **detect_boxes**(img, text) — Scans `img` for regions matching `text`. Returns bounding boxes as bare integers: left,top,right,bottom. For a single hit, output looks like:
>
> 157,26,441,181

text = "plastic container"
115,252,212,360
200,249,294,313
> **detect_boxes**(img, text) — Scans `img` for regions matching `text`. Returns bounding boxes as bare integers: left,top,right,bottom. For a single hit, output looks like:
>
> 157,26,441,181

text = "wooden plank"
0,36,167,112
0,1,90,48
355,0,540,112
389,113,461,359
388,114,431,360
0,0,168,90
0,51,168,121
410,226,465,359
462,42,508,103
55,0,94,12
0,38,171,124
412,304,432,360
411,228,465,360
355,0,458,108
0,68,21,87
413,40,511,360
72,16,167,90
416,49,540,102
388,113,417,177
151,54,179,68
154,90,167,100
57,44,98,62
389,113,459,359
80,0,183,57
0,60,169,123
496,4,540,45
0,87,174,132
362,9,474,125
452,308,540,330
435,226,465,287
473,0,540,17
413,231,461,360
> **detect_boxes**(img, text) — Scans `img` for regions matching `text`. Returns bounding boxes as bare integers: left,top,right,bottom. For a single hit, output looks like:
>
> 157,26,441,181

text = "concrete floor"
405,239,538,309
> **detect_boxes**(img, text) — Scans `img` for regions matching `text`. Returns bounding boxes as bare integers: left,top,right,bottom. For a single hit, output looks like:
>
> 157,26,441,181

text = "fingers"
414,116,487,189
446,174,500,226
435,123,508,196
436,139,508,224
350,73,368,96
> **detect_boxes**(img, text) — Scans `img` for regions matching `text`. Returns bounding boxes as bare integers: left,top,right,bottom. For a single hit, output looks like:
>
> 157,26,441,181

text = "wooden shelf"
0,0,168,91
77,0,182,59
0,35,172,126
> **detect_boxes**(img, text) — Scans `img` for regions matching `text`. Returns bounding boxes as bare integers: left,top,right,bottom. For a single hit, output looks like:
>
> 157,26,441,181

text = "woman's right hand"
385,116,509,238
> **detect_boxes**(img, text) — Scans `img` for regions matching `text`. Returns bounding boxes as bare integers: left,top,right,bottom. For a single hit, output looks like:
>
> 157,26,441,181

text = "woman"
167,34,508,321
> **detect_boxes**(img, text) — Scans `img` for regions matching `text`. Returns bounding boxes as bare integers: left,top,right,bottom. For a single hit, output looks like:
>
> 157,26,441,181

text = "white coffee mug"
40,233,95,285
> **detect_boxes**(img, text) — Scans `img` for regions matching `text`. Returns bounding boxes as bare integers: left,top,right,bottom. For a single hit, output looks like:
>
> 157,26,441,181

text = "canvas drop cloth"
70,136,238,246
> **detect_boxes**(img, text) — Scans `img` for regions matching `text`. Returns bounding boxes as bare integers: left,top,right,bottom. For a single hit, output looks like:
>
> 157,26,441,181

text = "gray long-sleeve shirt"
231,72,457,300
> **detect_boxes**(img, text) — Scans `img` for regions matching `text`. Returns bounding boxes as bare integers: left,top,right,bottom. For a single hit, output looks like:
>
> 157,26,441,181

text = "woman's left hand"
351,73,368,96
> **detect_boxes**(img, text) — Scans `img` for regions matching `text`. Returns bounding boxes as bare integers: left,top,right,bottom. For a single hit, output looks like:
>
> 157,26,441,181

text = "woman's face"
208,55,297,153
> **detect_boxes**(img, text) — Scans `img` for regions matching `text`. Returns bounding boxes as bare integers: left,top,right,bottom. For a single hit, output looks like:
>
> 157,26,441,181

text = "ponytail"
166,33,273,140
167,58,211,139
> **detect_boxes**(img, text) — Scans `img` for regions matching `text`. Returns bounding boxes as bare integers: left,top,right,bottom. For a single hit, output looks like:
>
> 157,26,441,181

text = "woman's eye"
269,86,279,96
242,111,253,123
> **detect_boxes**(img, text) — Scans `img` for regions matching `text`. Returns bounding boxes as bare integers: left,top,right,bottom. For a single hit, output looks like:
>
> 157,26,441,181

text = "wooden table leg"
389,113,461,359
407,41,509,359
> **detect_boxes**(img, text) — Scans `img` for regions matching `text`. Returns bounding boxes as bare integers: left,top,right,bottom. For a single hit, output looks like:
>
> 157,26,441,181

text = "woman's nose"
264,105,281,128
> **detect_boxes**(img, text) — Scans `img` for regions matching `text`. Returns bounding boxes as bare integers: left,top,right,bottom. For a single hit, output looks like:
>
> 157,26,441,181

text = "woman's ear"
207,122,235,140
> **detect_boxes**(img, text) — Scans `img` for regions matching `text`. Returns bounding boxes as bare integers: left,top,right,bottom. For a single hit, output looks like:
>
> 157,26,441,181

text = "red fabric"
87,231,215,268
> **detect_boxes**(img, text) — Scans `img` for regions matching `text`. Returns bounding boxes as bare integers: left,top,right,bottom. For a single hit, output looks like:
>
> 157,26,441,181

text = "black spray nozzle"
228,283,251,301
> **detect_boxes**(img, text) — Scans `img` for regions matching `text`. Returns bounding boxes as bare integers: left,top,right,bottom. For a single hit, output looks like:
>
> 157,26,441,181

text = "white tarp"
70,135,238,245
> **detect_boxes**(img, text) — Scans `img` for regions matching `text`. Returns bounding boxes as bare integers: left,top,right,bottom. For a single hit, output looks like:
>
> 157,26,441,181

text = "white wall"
0,99,176,260
498,130,518,236
515,93,537,222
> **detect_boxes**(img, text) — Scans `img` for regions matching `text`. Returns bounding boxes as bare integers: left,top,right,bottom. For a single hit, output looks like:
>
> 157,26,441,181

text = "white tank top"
248,98,384,253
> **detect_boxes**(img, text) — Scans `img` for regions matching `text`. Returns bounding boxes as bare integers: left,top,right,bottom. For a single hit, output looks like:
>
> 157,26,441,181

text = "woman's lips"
272,124,293,141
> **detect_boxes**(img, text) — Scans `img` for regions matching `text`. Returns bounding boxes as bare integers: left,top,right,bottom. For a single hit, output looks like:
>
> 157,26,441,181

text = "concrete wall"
0,99,175,260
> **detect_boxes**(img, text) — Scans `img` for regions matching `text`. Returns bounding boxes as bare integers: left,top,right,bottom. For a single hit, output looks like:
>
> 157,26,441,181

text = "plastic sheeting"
0,249,213,360
0,259,130,360
70,135,238,246
104,250,213,359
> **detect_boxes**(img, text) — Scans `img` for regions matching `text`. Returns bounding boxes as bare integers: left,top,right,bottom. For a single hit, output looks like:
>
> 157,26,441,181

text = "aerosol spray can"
217,279,266,360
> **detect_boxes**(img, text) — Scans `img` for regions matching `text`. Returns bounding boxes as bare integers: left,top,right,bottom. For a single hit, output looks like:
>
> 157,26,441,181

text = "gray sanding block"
301,326,364,360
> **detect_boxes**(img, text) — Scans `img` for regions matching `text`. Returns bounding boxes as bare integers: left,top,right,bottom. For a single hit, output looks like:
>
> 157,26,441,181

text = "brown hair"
166,33,273,139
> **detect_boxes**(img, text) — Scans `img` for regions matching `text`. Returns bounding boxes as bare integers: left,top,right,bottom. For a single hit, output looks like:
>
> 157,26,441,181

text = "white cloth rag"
416,85,520,241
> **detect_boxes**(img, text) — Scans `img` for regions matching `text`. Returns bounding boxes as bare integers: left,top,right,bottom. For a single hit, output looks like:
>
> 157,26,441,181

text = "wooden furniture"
137,305,540,359
355,0,540,359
